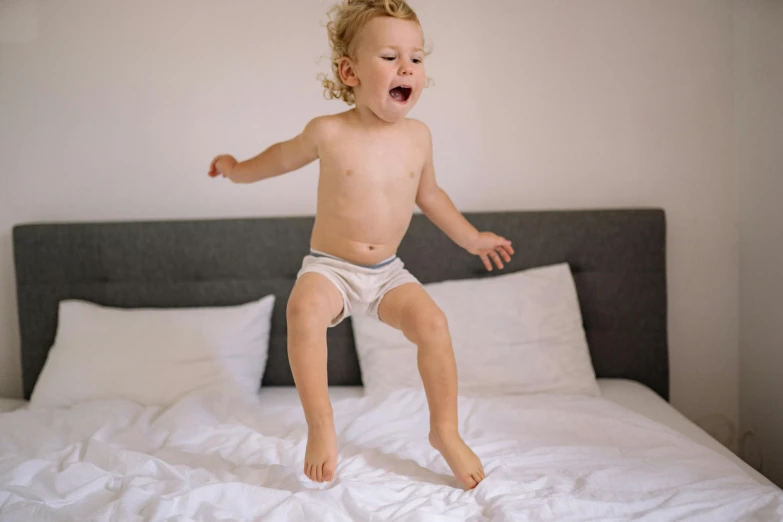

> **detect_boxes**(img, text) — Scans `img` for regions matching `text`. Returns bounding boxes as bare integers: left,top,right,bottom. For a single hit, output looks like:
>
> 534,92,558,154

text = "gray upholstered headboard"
12,209,668,401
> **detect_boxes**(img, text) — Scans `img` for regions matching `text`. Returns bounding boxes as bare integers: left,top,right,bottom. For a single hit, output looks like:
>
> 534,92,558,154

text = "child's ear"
338,57,360,87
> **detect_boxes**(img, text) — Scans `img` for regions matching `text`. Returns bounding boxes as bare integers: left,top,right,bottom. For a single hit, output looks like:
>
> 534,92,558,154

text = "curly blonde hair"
319,0,424,105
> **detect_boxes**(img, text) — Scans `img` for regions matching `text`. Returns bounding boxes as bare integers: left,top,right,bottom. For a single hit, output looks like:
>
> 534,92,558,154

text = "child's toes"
459,473,478,490
316,464,324,482
324,459,336,482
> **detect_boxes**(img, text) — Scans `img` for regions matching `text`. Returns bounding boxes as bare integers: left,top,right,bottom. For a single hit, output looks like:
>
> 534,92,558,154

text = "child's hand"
209,154,237,179
466,232,514,271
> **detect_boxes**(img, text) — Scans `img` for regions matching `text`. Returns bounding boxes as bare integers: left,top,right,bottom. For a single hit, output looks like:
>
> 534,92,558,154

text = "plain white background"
735,1,783,486
0,0,751,443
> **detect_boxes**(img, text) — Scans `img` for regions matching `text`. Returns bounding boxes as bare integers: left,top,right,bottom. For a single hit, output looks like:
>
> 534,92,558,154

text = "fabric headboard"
12,209,668,400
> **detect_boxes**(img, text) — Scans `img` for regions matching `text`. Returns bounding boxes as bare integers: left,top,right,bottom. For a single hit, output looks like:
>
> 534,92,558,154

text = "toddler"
209,0,514,490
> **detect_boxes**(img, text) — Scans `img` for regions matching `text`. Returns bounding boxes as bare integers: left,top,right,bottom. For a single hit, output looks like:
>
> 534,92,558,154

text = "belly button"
346,169,354,176
369,245,376,250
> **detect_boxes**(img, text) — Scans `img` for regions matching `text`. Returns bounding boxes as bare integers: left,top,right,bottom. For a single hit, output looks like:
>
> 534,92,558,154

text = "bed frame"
12,209,668,401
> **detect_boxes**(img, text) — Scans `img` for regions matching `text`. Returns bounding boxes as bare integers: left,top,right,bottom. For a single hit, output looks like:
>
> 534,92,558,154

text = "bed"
3,209,781,521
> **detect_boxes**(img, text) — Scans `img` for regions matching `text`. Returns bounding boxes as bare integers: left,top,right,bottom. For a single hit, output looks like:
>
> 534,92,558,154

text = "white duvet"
1,388,781,521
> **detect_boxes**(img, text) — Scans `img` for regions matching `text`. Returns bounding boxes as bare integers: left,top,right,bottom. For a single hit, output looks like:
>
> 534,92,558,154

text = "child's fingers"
480,253,492,271
490,251,504,269
497,247,512,263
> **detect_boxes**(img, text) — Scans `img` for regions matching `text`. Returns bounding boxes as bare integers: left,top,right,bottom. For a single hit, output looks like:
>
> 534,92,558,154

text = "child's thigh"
287,272,344,326
377,283,442,332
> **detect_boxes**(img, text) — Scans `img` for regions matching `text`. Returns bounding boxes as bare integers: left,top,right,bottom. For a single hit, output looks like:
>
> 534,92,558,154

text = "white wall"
0,1,739,435
735,1,783,486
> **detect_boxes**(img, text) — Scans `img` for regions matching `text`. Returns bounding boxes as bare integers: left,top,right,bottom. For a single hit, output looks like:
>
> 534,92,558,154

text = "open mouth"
389,86,412,103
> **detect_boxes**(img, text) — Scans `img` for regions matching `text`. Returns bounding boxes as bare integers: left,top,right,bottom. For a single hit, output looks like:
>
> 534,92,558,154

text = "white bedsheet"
0,399,26,414
1,385,781,521
261,380,775,488
597,379,773,488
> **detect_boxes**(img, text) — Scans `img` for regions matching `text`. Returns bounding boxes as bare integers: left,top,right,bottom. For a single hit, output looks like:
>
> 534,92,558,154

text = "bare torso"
309,111,427,265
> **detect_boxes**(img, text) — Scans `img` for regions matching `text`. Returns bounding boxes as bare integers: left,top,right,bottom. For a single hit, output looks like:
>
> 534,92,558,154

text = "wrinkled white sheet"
1,388,781,521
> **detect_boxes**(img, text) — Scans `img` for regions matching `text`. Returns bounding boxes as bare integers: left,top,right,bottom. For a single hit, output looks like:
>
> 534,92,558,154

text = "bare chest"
319,134,425,191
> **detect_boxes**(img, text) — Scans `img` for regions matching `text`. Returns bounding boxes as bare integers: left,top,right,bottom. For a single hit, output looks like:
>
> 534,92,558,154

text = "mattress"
0,379,771,487
257,379,772,488
1,380,780,521
0,398,26,414
597,379,772,488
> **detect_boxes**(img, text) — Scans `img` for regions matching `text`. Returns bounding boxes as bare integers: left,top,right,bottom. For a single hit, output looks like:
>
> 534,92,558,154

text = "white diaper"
296,249,420,326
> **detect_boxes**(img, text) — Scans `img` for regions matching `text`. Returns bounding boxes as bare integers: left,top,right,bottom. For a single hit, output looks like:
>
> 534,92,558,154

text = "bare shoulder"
405,118,432,143
302,113,344,142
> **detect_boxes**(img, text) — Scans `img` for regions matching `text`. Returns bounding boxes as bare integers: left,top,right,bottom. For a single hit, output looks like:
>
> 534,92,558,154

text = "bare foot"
304,420,338,483
429,428,485,489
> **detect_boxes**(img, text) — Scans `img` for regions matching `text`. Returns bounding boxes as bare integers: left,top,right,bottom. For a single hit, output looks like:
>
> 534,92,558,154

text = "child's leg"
377,283,485,490
287,272,345,483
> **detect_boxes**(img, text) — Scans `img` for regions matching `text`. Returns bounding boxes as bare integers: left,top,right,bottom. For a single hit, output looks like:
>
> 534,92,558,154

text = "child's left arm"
414,123,514,272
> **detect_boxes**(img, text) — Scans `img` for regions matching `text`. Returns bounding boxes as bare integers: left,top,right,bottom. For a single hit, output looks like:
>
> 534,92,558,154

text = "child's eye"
412,58,422,64
382,56,396,61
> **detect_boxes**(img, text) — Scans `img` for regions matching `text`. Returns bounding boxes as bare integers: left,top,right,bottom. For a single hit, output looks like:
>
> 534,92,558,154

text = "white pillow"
30,295,275,408
352,263,600,398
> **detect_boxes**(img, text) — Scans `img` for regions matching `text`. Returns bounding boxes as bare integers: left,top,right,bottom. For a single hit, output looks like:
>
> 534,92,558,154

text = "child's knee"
287,293,334,328
404,307,449,345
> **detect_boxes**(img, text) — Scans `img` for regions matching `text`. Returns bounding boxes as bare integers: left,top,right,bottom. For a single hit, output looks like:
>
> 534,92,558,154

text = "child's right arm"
209,118,323,183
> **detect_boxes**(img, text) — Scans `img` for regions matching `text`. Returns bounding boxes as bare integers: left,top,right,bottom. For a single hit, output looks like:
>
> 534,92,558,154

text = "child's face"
346,16,425,123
